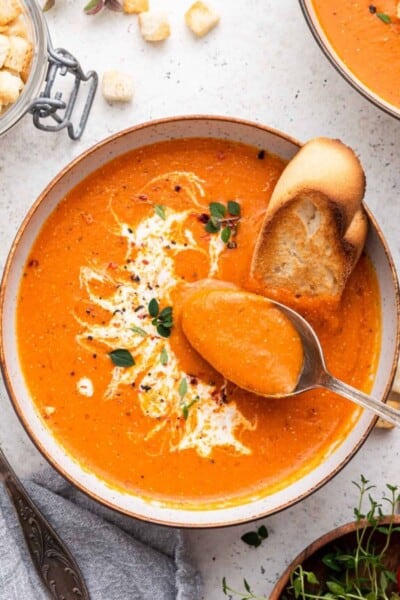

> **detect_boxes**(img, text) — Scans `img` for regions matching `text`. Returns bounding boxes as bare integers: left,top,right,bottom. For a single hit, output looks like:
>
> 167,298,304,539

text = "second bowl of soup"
300,0,400,119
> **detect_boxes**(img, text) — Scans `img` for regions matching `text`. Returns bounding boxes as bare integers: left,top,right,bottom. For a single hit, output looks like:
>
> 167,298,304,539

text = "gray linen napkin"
0,467,202,600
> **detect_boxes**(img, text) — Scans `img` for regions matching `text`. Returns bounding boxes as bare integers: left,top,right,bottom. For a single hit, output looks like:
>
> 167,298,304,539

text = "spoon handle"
325,374,400,428
0,447,90,600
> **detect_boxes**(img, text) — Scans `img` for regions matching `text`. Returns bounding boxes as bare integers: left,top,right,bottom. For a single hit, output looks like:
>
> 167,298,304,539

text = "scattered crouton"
375,398,400,429
0,0,21,26
138,11,170,42
185,1,220,37
102,70,134,103
0,68,23,104
123,0,148,14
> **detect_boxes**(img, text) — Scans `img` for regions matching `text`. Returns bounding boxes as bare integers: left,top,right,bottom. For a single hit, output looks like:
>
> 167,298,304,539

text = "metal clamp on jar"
0,0,98,140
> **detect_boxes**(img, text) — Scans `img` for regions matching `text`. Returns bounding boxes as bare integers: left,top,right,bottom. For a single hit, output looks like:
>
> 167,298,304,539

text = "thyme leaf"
179,377,188,400
154,204,166,220
377,12,391,23
182,397,199,420
131,326,148,337
148,298,159,318
221,227,231,243
227,200,241,216
108,348,135,367
209,202,226,219
160,347,168,365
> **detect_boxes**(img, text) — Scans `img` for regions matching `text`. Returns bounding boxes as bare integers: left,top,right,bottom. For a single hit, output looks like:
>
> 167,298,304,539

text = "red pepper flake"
198,213,210,224
28,259,39,267
138,194,148,201
107,262,118,270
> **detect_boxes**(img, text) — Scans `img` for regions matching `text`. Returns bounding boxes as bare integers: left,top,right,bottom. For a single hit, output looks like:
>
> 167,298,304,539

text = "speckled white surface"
1,1,400,598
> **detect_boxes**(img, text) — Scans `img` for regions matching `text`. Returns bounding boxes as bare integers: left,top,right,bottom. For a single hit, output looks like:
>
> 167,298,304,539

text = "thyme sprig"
148,298,173,338
200,200,241,247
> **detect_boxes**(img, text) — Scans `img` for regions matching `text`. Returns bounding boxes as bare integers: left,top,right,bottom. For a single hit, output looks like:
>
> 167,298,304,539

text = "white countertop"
1,1,400,598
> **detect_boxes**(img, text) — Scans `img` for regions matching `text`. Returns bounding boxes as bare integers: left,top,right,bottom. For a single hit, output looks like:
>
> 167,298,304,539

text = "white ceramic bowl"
299,0,400,120
1,116,399,527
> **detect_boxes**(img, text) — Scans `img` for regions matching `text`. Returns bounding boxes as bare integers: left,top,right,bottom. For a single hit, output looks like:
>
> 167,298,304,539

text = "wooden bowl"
270,515,400,598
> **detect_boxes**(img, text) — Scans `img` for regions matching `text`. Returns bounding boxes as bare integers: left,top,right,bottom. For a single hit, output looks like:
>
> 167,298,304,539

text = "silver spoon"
269,299,400,428
0,446,90,599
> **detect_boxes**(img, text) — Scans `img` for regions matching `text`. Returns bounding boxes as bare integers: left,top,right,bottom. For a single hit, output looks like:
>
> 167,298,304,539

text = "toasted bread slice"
251,137,368,301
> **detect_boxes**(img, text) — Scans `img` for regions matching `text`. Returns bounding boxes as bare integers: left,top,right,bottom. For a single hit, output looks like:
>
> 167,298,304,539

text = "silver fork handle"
0,448,90,599
324,373,400,428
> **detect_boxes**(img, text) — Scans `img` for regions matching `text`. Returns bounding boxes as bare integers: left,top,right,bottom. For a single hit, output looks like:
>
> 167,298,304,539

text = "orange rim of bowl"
0,114,399,528
299,0,400,120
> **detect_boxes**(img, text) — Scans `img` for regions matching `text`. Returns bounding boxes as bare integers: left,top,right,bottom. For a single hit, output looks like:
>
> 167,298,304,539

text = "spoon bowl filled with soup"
0,116,399,527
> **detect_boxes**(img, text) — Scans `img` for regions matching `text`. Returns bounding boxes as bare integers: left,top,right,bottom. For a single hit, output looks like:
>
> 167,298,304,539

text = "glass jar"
0,0,98,139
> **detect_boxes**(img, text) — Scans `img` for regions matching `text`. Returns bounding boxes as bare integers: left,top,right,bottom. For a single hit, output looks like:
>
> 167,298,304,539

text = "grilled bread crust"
251,137,368,300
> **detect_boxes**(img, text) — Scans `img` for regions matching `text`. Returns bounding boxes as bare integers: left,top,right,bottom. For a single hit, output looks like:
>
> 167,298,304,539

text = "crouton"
138,11,170,42
4,34,32,77
185,1,220,37
102,70,134,103
123,0,148,14
0,68,23,104
0,0,21,26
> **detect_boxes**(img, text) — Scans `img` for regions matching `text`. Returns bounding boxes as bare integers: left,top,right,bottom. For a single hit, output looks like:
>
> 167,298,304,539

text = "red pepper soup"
310,0,400,108
16,138,381,508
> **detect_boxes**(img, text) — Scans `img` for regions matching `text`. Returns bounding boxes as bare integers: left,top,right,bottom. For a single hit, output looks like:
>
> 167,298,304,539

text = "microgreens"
222,476,400,600
108,348,135,367
148,299,174,338
284,476,400,600
201,200,241,247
